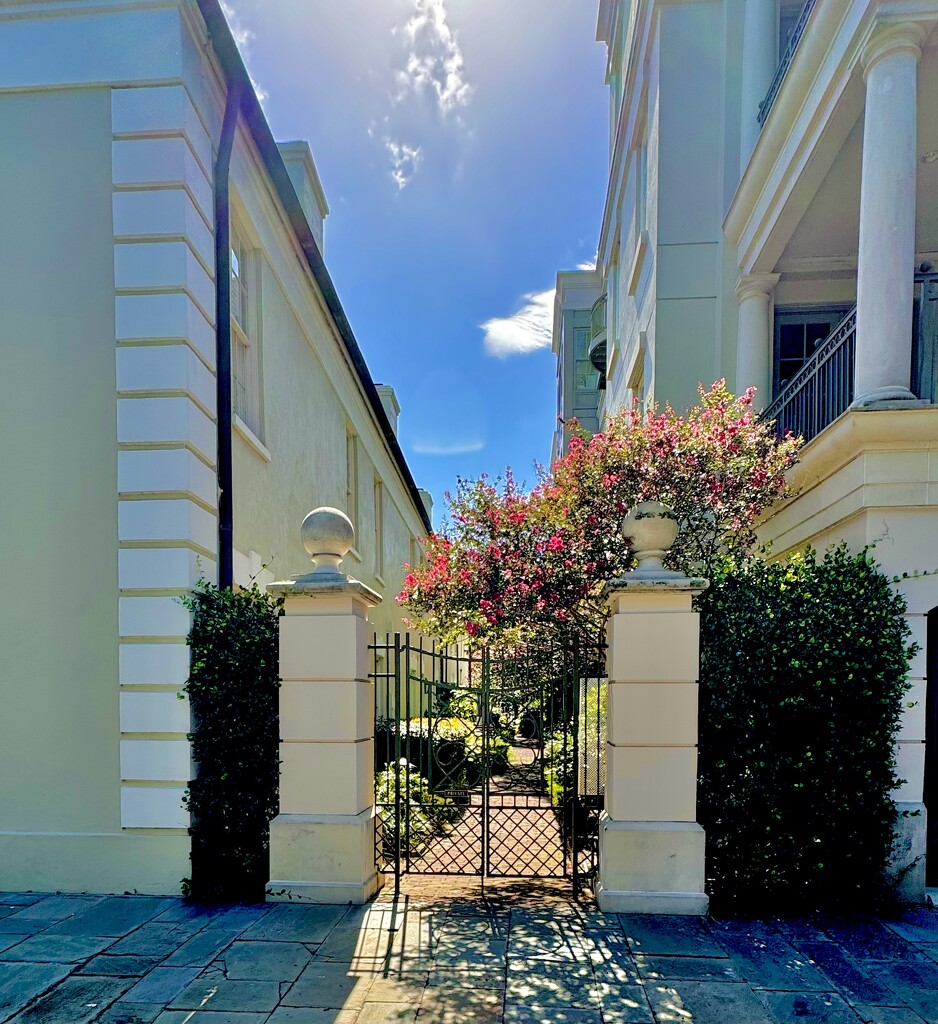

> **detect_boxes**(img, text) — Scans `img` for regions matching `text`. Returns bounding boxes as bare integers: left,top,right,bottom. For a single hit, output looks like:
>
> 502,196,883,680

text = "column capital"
268,576,382,608
735,272,780,302
861,20,932,77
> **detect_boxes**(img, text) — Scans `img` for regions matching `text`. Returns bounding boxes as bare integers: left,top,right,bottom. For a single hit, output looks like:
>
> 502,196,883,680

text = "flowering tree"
399,382,801,645
397,471,594,645
549,380,801,580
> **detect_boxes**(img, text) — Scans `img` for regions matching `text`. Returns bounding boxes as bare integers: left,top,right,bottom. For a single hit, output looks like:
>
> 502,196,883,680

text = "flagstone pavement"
3,880,938,1023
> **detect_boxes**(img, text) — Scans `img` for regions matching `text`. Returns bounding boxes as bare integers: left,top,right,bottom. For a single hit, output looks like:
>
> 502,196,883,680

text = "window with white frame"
230,223,262,437
345,430,358,531
373,478,384,578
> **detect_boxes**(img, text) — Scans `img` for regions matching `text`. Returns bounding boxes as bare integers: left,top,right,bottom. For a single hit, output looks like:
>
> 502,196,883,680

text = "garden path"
404,738,566,877
2,884,938,1023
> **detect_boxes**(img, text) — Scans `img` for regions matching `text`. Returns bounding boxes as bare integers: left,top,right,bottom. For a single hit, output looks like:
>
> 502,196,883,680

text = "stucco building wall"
0,0,427,894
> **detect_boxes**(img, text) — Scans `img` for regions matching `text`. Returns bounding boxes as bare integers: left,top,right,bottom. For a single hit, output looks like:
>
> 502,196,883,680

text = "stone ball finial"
622,500,681,579
300,506,355,576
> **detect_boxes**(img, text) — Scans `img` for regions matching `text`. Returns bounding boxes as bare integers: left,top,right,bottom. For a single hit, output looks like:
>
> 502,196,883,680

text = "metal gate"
372,633,605,891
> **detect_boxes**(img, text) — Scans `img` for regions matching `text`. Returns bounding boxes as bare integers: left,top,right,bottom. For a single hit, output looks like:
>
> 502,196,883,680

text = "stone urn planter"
622,500,680,578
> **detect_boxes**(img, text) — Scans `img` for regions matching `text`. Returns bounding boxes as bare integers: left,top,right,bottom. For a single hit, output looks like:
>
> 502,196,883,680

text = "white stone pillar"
736,273,780,408
267,507,382,904
597,502,709,915
740,0,778,165
853,23,928,406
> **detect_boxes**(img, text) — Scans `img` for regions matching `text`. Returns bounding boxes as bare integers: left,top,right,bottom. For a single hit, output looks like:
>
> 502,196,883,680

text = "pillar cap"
267,576,382,606
606,576,709,597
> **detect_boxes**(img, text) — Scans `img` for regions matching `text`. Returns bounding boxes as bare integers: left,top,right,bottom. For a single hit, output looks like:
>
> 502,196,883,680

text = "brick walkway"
3,886,938,1023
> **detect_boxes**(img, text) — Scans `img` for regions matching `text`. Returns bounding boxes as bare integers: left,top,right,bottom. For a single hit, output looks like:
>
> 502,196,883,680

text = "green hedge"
182,581,283,902
697,546,915,914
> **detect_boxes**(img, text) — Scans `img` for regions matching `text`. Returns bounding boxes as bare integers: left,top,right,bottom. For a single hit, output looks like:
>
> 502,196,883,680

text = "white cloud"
395,0,472,116
577,260,597,271
412,438,485,455
481,288,555,359
385,138,423,190
221,1,268,107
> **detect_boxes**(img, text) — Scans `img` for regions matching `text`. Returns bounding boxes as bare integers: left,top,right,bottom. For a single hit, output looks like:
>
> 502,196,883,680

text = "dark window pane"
806,322,832,348
779,324,805,359
779,358,803,387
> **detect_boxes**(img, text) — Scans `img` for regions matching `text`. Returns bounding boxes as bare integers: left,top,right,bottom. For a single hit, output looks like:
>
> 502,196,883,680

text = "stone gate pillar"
597,502,709,915
266,507,382,904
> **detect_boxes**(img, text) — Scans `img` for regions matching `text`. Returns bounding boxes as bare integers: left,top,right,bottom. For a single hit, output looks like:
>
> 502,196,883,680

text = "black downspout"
214,83,243,590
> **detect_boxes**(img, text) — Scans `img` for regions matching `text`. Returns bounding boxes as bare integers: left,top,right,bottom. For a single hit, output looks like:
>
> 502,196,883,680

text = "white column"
853,24,927,406
267,508,382,905
736,273,780,408
740,0,778,165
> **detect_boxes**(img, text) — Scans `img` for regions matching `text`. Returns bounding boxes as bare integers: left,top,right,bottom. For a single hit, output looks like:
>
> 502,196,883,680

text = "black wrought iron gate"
372,634,605,891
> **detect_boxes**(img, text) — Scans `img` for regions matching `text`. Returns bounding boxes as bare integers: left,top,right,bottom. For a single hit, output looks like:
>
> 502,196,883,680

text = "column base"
597,816,708,916
267,809,382,905
267,876,383,905
851,385,919,408
890,801,927,904
595,884,710,916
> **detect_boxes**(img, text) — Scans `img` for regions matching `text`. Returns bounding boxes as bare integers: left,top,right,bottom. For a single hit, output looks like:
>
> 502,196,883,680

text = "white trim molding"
112,80,219,832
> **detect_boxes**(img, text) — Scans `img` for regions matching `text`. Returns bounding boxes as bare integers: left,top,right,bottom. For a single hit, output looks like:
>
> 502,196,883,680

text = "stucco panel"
0,88,119,832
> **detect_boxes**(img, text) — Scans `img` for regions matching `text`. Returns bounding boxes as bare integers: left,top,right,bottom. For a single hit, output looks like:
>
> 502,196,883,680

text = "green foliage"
376,760,463,857
182,581,283,902
543,682,606,809
543,734,573,809
697,546,915,913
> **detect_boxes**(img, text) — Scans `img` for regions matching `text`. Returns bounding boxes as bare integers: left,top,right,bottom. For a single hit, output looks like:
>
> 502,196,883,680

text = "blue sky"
223,0,609,524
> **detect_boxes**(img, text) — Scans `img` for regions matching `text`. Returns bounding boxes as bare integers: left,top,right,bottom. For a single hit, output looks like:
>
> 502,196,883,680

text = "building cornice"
782,406,938,498
775,255,858,275
758,405,938,555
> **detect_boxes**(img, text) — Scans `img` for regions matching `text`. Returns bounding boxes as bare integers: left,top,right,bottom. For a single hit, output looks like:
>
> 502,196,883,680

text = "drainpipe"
214,82,243,590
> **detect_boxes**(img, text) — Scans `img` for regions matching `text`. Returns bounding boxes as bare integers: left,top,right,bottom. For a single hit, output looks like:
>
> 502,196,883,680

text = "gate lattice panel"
371,633,605,891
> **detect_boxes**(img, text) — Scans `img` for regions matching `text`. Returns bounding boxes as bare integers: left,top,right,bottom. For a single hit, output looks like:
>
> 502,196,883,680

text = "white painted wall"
0,0,428,894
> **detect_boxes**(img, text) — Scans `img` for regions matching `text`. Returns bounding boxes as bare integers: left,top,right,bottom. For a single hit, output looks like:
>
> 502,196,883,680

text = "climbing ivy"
697,545,915,913
181,581,283,901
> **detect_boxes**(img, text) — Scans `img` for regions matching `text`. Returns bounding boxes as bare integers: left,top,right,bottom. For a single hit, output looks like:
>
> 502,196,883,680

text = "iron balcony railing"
590,294,607,341
588,294,608,387
763,306,857,443
758,0,817,126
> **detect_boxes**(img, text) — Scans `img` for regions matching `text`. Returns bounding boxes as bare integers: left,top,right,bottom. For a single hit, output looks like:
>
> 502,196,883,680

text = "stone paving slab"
155,1013,270,1024
0,933,117,964
5,975,132,1024
96,1003,164,1024
2,888,938,1022
757,990,864,1023
220,941,311,982
79,955,165,978
0,962,73,1019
